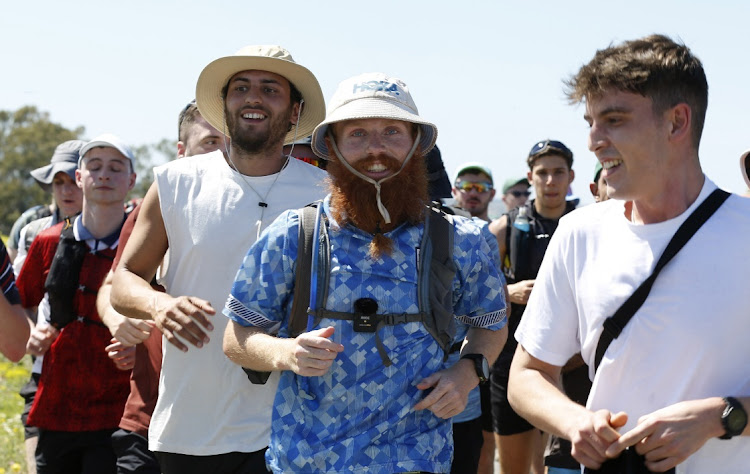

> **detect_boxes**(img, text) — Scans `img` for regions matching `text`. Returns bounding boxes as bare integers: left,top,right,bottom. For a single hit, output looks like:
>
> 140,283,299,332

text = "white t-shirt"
516,178,750,474
152,151,327,455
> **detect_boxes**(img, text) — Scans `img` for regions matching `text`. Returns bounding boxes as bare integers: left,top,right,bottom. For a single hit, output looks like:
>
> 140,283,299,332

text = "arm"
488,214,534,304
509,344,628,469
111,182,214,352
414,326,507,419
0,295,31,362
607,396,750,472
223,323,344,376
97,270,153,347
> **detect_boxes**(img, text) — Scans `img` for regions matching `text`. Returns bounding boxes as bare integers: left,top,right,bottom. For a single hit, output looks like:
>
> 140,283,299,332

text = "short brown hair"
565,34,708,148
178,101,200,142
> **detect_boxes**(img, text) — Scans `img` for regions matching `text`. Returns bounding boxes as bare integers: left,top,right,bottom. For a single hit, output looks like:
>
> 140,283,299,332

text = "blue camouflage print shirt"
224,196,506,474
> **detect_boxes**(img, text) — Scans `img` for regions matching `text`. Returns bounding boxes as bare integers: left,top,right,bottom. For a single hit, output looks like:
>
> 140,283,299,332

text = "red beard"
327,152,429,259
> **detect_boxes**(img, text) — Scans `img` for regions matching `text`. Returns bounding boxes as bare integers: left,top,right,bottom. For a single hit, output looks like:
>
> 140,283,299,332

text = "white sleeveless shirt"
151,151,327,455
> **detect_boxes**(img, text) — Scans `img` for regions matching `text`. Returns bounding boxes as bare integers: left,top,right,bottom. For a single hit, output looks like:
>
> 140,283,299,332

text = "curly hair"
565,34,708,147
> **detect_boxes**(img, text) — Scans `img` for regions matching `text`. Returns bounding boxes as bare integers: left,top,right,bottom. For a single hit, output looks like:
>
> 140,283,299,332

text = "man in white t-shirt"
109,45,327,473
508,34,750,474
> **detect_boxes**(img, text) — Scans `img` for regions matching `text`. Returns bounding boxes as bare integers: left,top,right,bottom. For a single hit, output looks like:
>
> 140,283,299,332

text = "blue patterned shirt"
224,196,506,473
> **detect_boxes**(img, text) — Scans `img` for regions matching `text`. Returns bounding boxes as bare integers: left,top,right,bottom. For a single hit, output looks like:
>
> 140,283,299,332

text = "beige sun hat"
741,149,750,188
195,45,325,145
311,72,437,159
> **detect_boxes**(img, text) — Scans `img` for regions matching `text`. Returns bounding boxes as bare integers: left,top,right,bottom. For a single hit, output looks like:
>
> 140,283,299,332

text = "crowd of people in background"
0,33,749,474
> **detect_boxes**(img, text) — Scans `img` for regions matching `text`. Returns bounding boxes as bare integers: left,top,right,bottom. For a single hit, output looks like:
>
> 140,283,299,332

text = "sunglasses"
508,190,531,198
528,139,573,160
456,181,493,193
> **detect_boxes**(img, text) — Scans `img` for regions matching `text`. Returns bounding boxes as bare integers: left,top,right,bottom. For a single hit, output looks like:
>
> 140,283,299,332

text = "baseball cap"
30,140,86,192
527,139,574,168
453,162,493,185
195,45,325,145
79,133,135,167
502,177,530,194
311,72,437,159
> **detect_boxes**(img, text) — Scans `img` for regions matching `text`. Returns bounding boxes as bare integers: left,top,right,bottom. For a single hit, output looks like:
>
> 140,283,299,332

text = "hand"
289,326,344,376
26,324,59,357
567,409,628,469
106,312,154,347
605,398,724,472
413,359,476,419
105,338,136,371
152,294,215,352
508,280,535,304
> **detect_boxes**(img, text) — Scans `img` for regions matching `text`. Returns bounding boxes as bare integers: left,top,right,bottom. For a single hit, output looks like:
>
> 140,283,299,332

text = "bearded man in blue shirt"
223,72,508,474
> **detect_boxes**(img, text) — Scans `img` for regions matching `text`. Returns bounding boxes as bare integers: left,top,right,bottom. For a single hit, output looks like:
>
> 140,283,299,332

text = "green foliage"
0,106,83,234
0,106,175,235
130,138,175,199
0,355,31,473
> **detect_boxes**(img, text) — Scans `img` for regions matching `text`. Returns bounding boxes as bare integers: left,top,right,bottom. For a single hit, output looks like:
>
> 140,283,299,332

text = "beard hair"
224,103,293,154
327,152,429,259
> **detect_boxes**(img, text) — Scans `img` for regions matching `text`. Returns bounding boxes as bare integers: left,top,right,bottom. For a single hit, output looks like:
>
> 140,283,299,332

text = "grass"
0,354,30,473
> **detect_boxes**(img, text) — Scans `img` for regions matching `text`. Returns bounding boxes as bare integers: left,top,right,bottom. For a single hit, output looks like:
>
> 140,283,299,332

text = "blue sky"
2,0,748,203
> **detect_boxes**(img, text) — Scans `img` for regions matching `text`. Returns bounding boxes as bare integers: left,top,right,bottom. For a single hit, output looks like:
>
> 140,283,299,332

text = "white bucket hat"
741,149,750,188
311,72,437,159
195,45,325,145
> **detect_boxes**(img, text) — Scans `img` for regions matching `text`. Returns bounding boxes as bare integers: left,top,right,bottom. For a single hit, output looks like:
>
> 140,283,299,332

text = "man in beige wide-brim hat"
110,45,328,474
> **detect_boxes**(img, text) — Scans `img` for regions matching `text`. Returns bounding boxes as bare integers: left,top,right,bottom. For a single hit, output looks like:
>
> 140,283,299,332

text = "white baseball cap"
79,133,135,167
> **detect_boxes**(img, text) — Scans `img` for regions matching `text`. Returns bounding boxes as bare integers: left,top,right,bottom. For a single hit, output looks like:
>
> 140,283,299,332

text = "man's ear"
177,141,186,158
667,103,691,143
75,168,83,189
568,169,575,185
589,182,598,198
290,101,302,126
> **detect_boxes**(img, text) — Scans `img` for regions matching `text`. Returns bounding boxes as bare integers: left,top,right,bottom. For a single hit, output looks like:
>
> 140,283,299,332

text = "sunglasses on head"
456,181,493,193
508,190,531,198
528,139,573,160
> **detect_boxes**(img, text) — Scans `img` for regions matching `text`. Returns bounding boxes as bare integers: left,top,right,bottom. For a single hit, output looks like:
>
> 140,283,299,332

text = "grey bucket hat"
30,140,86,191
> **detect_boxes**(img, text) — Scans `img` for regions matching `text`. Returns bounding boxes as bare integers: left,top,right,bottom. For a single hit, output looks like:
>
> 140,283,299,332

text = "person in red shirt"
17,133,136,474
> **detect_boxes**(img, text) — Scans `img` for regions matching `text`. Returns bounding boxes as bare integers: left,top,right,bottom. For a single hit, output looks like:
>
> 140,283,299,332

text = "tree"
0,105,174,234
0,106,83,233
129,138,175,200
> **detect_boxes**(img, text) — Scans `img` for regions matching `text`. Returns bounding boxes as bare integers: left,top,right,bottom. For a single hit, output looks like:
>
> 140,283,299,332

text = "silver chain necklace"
227,151,290,239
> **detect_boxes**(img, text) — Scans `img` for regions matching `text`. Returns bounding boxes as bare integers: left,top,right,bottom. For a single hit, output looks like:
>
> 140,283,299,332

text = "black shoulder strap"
289,203,319,338
594,189,730,372
44,218,89,329
243,203,319,385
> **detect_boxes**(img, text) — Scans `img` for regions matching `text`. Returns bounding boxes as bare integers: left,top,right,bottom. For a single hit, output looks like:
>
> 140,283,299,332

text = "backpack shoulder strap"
420,204,457,358
289,203,319,338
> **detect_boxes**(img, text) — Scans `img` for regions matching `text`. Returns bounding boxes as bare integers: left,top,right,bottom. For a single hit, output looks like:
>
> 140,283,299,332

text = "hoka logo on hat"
351,80,401,96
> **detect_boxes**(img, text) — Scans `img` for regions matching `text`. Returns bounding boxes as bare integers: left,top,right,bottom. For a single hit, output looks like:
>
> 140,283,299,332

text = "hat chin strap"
328,128,421,226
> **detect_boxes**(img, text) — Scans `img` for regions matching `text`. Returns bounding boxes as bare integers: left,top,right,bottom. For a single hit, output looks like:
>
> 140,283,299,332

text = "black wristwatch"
460,353,489,384
720,397,748,440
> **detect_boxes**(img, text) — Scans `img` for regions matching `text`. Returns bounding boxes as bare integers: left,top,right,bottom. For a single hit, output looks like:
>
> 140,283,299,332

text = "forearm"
462,325,507,365
223,321,295,371
111,268,161,320
0,298,31,362
97,271,121,327
509,345,592,440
